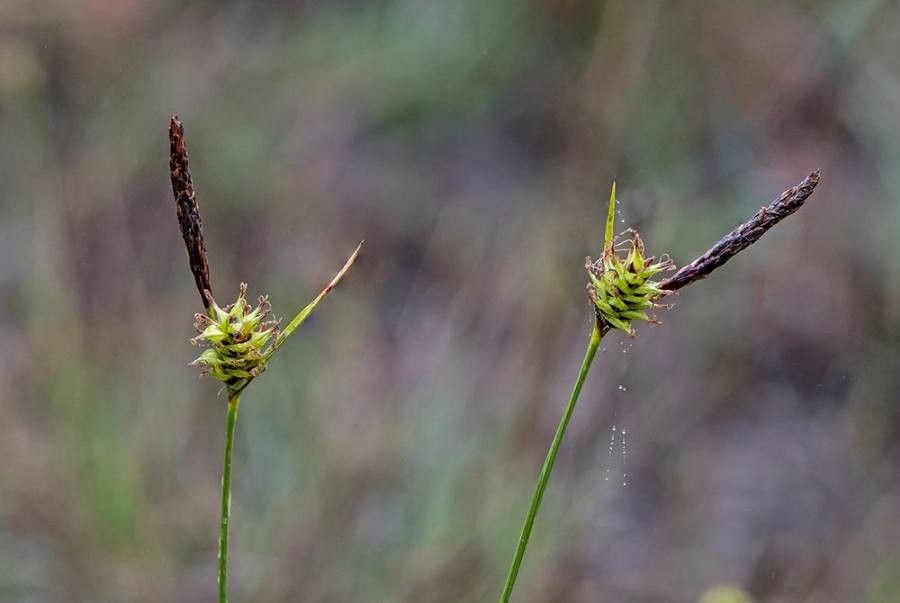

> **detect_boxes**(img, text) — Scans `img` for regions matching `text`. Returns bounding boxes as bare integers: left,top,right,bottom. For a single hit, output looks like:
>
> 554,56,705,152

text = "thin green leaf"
265,241,363,359
604,180,616,255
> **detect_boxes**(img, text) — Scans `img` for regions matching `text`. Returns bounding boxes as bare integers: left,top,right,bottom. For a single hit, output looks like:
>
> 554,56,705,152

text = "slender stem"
219,392,241,603
498,320,606,603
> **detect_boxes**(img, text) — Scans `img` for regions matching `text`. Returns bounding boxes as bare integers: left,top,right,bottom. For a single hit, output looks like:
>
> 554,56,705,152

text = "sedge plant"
168,116,361,603
498,171,820,603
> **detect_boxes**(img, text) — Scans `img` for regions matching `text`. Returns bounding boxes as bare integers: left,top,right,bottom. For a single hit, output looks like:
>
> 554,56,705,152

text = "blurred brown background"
1,1,899,602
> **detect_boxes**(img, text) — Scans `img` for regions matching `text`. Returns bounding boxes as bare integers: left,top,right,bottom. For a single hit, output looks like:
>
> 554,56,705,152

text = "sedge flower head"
586,182,675,335
190,283,278,389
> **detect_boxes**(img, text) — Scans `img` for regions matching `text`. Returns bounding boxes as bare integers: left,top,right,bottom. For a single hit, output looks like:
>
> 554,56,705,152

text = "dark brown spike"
659,170,820,292
169,115,212,308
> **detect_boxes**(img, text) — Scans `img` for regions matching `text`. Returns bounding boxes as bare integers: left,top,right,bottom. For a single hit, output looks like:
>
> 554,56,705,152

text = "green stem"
498,320,606,603
219,392,241,603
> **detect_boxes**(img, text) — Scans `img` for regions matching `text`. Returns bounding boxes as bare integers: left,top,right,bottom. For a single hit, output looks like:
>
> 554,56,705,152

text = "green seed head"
586,182,675,335
190,283,277,390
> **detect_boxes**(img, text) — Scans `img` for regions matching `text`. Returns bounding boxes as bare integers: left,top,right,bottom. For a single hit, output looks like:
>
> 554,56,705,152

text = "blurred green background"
1,1,899,602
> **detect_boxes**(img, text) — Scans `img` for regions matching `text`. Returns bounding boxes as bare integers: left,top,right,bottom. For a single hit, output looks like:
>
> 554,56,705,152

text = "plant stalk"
498,320,606,603
218,392,240,603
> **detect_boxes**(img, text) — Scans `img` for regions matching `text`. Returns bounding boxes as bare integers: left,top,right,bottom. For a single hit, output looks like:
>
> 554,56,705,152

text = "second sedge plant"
498,171,821,603
168,116,361,603
168,111,819,601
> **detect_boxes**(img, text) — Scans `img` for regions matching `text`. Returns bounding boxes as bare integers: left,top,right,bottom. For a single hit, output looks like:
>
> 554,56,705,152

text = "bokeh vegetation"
1,2,899,602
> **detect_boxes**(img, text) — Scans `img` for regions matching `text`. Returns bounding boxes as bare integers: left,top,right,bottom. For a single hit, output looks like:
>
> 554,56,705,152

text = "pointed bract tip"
604,180,617,254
